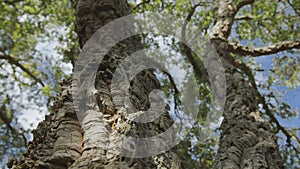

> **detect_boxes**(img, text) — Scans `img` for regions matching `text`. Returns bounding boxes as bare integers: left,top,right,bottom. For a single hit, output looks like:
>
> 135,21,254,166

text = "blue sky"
256,55,299,127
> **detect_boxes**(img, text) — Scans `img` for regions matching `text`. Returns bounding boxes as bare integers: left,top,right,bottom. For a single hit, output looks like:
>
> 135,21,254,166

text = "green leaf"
23,5,36,14
41,85,51,96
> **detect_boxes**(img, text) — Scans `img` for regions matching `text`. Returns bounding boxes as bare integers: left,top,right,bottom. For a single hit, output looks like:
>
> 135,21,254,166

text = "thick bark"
8,0,284,169
71,0,179,168
212,42,283,169
8,80,82,169
211,0,283,168
9,0,180,168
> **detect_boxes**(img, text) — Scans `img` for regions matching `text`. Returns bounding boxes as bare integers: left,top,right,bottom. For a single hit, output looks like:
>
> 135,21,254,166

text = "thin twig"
0,47,45,86
287,0,300,16
229,56,300,146
0,96,27,147
132,0,151,11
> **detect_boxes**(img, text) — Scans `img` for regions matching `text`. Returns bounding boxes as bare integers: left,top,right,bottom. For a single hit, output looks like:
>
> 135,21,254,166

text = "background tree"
0,0,299,168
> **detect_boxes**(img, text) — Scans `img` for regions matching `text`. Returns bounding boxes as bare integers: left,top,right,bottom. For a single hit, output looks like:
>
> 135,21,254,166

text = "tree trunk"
212,41,283,169
8,0,180,168
210,0,283,168
8,0,284,169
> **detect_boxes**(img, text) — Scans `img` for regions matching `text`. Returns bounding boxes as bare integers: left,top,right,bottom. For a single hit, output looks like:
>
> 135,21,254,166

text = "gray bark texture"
8,0,180,168
211,42,283,169
8,0,284,169
210,0,283,168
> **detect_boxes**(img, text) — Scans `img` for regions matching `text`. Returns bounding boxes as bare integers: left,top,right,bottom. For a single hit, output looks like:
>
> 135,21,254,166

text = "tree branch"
2,0,23,6
0,96,27,147
234,15,254,20
261,97,300,146
132,0,151,11
227,55,300,146
0,48,45,86
235,0,255,12
209,0,255,40
287,0,300,16
181,2,209,83
228,40,300,57
0,111,16,135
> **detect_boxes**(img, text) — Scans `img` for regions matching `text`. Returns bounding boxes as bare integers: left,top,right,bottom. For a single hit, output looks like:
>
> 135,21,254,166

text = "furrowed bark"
211,0,283,168
8,80,82,169
73,0,180,168
212,43,283,168
8,0,285,168
9,0,181,168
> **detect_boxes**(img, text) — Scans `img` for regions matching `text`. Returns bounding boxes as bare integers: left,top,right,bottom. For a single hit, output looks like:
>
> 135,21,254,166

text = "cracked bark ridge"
212,41,283,169
8,79,82,169
73,0,181,168
209,0,283,168
9,0,182,168
76,0,132,48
